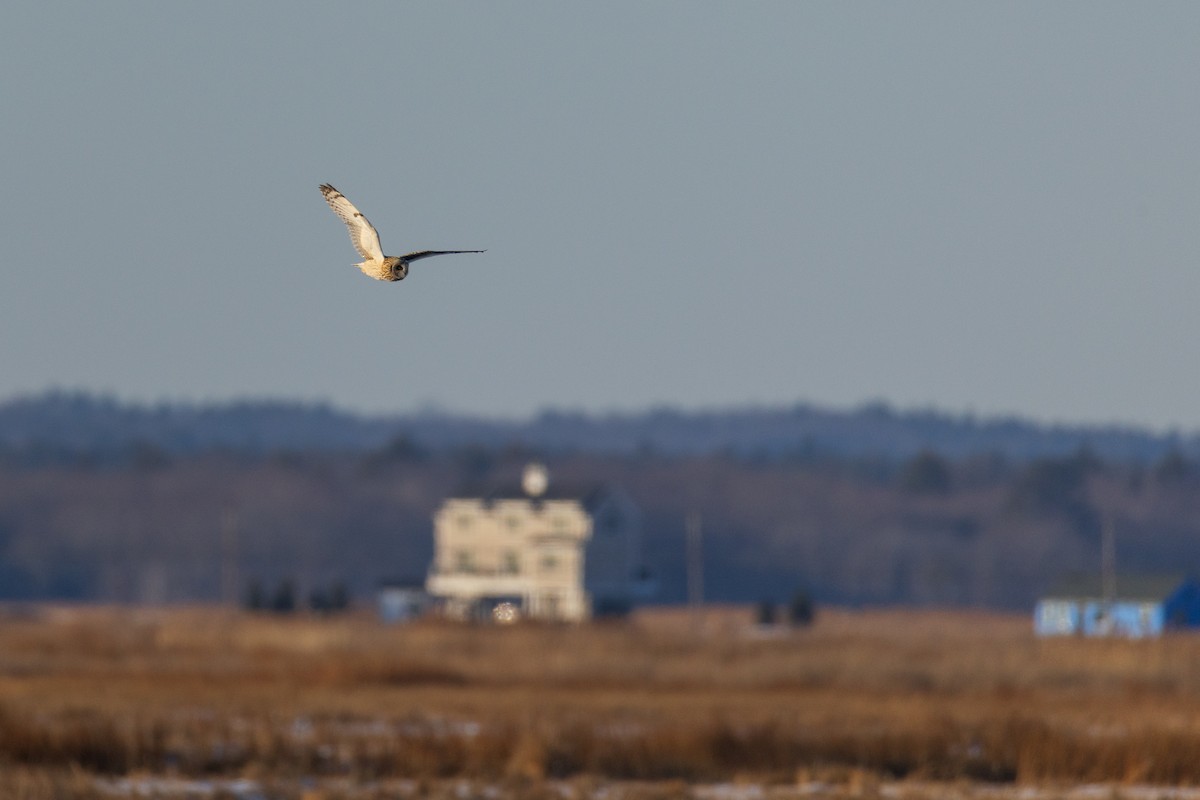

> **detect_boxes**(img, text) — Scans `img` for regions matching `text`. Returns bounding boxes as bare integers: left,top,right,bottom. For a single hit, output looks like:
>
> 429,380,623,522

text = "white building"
425,464,648,622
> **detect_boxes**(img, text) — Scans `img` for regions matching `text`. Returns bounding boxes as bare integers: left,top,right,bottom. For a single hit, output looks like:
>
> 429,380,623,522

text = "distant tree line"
243,578,350,615
3,390,1199,464
3,399,1200,610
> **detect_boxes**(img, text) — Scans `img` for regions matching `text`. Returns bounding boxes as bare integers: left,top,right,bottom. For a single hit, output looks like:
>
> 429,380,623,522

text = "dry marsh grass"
1,604,1200,795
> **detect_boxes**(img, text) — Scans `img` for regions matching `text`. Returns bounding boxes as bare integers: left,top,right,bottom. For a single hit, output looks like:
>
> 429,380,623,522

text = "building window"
503,551,520,575
505,516,521,532
540,553,559,572
455,550,473,573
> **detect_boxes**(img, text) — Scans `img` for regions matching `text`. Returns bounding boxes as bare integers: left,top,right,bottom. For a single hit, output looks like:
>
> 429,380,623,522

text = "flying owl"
319,183,484,282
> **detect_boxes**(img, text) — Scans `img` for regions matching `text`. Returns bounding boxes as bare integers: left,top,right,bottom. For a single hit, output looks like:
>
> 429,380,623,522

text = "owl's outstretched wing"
401,250,487,263
319,184,385,262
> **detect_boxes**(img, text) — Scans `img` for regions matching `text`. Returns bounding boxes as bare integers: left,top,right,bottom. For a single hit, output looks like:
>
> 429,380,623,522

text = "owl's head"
383,257,409,282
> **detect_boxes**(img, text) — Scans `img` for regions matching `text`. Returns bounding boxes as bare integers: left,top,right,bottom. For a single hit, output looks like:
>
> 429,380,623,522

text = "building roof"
447,480,616,512
1043,573,1193,602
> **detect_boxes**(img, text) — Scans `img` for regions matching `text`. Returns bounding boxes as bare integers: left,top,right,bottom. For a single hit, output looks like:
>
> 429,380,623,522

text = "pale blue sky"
2,3,1199,429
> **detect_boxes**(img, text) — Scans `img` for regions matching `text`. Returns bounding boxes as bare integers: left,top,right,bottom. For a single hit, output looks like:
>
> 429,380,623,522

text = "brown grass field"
2,604,1200,799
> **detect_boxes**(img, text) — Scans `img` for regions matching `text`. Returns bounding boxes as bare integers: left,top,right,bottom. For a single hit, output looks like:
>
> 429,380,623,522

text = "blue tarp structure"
1034,575,1200,638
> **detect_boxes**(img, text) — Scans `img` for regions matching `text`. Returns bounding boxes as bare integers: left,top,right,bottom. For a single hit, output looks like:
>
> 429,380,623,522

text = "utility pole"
221,509,240,609
1101,512,1116,619
686,511,703,630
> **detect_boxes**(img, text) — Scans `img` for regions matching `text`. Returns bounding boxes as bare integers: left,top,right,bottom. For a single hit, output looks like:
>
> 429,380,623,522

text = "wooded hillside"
3,429,1199,609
